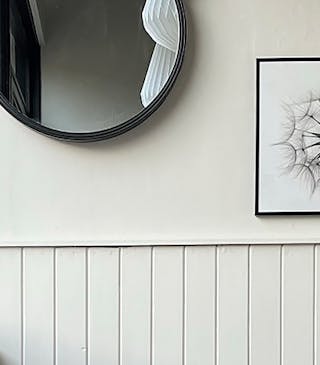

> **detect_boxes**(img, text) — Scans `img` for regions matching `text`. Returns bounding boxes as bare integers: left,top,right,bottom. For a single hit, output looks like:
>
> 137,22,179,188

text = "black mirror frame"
0,0,187,142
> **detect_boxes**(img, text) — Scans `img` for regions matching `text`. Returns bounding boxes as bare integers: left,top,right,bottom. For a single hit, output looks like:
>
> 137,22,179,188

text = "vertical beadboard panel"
55,248,87,365
217,246,248,365
88,247,119,365
23,248,54,365
121,247,151,365
250,246,281,365
0,248,21,365
153,247,184,365
0,245,319,365
185,246,215,365
282,245,314,365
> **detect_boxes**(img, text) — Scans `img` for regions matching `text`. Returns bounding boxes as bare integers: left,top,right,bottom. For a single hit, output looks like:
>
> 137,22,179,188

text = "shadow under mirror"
0,0,186,141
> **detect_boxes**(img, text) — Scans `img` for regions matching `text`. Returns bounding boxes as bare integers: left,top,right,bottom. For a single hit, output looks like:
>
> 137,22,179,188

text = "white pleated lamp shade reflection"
141,44,176,107
142,0,179,53
141,0,180,107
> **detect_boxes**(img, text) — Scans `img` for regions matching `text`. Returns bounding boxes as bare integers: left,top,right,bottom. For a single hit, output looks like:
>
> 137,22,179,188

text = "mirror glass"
0,0,184,139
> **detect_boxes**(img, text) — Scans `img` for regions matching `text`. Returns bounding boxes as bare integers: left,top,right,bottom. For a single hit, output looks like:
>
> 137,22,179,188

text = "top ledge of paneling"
0,239,318,247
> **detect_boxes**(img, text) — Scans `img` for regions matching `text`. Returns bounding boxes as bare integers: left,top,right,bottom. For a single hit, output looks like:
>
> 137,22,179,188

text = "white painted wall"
1,0,320,245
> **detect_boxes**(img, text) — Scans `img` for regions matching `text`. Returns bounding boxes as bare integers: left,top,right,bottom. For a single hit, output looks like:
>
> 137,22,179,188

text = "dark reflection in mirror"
0,0,182,135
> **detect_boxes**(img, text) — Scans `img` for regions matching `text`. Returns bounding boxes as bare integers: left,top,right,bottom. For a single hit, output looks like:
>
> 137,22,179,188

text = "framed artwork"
256,58,320,215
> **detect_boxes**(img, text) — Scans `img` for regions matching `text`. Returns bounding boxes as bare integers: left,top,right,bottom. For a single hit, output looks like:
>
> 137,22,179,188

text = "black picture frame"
0,0,187,143
256,57,320,216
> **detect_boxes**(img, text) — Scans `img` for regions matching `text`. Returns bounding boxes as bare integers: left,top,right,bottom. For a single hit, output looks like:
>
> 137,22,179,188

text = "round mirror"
0,0,186,141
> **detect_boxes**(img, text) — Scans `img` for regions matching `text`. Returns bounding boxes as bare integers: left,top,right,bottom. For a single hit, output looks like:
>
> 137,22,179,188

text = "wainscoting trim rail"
0,239,319,247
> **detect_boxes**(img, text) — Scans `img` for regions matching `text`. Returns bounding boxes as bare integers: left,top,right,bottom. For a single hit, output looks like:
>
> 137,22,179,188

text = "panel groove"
151,247,154,365
313,245,316,365
85,248,88,365
280,245,283,365
119,248,122,365
151,248,154,365
248,246,251,365
53,248,57,365
215,247,218,365
215,247,220,365
182,246,186,365
87,249,90,365
315,245,318,365
21,248,24,365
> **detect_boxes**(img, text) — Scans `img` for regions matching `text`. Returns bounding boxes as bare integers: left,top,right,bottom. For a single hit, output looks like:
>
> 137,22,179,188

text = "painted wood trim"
0,239,319,247
0,245,318,365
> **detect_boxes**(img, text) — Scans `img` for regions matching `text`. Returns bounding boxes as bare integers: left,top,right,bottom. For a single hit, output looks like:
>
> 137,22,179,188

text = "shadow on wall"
66,0,198,150
0,354,6,365
0,348,13,365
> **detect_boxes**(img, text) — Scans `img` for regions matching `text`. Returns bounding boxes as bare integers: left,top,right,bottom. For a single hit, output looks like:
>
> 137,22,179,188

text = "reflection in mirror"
0,0,184,137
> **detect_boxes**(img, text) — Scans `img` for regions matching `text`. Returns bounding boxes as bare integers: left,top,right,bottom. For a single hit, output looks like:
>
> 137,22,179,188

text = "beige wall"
0,0,319,245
